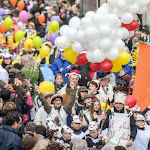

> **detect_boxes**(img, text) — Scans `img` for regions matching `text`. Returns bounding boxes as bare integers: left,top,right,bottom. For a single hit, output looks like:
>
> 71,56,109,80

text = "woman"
88,80,101,100
2,53,13,69
72,86,88,115
20,54,44,87
87,98,102,125
54,73,64,93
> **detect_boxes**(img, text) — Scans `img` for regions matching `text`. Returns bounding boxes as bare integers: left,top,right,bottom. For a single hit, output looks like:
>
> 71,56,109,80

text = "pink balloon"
19,10,28,23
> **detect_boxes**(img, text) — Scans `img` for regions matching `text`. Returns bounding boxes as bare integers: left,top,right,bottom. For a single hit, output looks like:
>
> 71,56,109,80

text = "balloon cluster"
55,0,150,72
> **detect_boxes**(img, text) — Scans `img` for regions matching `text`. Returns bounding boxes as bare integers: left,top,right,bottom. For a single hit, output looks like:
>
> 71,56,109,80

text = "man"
0,111,23,150
101,92,137,150
51,48,72,84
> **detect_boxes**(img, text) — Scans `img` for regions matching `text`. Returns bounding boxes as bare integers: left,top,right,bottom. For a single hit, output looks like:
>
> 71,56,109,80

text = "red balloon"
90,63,101,72
125,95,137,108
77,52,88,66
100,59,113,72
122,20,139,31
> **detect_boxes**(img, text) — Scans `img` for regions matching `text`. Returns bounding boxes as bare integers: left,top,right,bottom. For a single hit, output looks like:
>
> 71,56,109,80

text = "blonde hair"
21,54,38,72
3,102,16,113
32,139,49,150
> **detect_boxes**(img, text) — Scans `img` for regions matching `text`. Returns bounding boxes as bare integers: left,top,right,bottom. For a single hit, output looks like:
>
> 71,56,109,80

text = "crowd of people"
0,0,150,150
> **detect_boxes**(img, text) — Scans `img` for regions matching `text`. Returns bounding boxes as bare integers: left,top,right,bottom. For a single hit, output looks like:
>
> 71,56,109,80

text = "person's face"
57,0,62,5
28,24,33,29
114,103,124,111
135,31,141,38
100,78,110,87
71,122,81,130
53,98,62,108
69,75,79,86
47,97,52,105
14,117,22,130
53,130,58,138
55,75,63,85
80,91,88,99
0,44,6,49
84,98,92,108
60,51,64,58
4,57,11,65
63,132,71,141
89,84,98,94
94,101,100,112
133,112,140,120
89,130,98,139
136,120,145,128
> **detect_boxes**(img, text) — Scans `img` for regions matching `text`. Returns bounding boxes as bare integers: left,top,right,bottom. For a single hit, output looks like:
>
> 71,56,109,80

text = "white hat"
130,105,141,112
72,115,81,124
88,121,98,131
62,125,73,134
59,48,64,52
114,92,126,105
47,121,59,131
88,80,100,87
1,52,13,59
46,114,58,123
146,115,150,121
136,115,145,121
0,66,9,83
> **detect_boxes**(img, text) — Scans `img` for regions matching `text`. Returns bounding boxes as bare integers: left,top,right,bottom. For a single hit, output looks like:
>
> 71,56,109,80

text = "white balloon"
98,25,112,36
88,40,99,50
108,0,118,8
105,48,119,60
72,42,83,53
117,28,124,39
92,13,104,26
109,29,118,39
113,39,125,50
55,36,71,49
128,4,139,14
92,49,106,63
117,0,127,11
121,27,129,39
66,29,77,42
69,16,80,30
85,11,95,17
80,17,93,29
86,51,95,63
76,30,85,43
99,38,113,50
138,0,150,6
116,19,122,28
106,14,119,27
60,25,69,36
60,26,70,36
121,13,134,24
129,31,134,37
96,7,111,14
137,6,147,14
85,26,99,40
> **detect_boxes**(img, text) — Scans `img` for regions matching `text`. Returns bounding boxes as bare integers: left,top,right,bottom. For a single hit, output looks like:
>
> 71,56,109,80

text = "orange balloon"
17,0,25,11
0,23,7,34
10,0,17,7
38,15,45,24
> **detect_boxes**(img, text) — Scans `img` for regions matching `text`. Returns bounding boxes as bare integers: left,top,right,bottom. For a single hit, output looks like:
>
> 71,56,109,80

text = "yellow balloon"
40,46,50,59
117,51,131,65
0,59,3,65
24,38,33,52
39,81,55,94
111,61,122,72
64,47,78,64
49,27,58,34
100,102,111,111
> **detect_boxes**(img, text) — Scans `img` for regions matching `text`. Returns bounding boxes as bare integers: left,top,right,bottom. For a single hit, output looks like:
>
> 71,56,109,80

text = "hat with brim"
79,86,88,92
114,92,126,105
136,114,145,121
51,94,63,103
84,94,94,100
44,92,53,99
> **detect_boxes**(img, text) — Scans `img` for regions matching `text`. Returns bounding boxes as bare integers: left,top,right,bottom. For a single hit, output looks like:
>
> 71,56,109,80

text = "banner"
133,42,150,110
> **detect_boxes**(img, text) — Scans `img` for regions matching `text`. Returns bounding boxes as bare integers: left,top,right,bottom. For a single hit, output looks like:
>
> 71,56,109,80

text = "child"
25,22,37,39
86,121,109,149
131,114,150,150
71,115,85,140
57,125,73,150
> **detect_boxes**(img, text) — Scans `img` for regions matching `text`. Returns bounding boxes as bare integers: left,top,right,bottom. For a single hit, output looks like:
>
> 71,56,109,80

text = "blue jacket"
0,125,23,150
51,55,72,84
